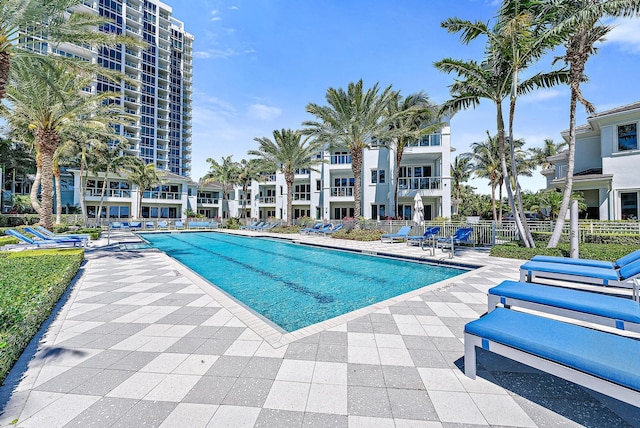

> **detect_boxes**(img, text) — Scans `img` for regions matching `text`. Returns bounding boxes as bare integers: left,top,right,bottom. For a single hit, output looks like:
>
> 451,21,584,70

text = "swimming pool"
141,232,468,332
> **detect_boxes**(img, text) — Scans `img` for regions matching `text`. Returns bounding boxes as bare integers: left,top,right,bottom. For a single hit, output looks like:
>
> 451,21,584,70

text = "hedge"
531,231,640,246
0,236,19,246
491,241,638,262
332,229,384,241
0,249,84,384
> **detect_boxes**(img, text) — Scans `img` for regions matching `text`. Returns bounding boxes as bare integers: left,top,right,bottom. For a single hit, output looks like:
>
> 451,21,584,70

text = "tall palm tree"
235,158,264,219
303,80,395,230
468,132,503,221
204,156,239,220
91,141,136,221
383,91,443,217
127,159,161,220
544,0,640,247
4,56,133,229
529,138,568,170
450,155,473,216
249,129,324,226
0,0,141,101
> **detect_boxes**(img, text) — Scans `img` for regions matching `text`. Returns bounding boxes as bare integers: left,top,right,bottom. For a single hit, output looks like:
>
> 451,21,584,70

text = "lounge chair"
531,249,640,270
240,221,259,230
247,222,265,230
36,226,90,240
128,222,142,229
25,227,87,246
381,225,412,243
520,258,640,289
145,221,156,229
309,224,332,234
6,229,83,248
488,280,640,332
436,227,474,258
261,222,279,230
322,223,344,236
157,221,169,229
300,222,323,234
407,226,441,251
464,307,640,407
174,220,185,229
110,221,125,229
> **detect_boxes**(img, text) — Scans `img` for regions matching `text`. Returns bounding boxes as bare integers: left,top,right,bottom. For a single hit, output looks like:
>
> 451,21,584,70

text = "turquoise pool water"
141,232,468,332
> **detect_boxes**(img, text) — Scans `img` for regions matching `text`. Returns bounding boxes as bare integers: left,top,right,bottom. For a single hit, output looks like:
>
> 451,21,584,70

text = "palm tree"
4,56,133,229
91,141,136,222
450,155,473,216
383,91,443,217
468,132,503,221
0,138,34,208
204,156,239,220
0,0,141,102
543,0,640,247
127,159,161,220
234,159,264,219
249,129,324,226
529,138,568,171
303,80,395,230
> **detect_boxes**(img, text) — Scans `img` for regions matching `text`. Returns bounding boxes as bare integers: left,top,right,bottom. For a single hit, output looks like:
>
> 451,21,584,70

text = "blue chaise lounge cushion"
489,280,640,325
521,261,621,281
619,259,640,280
465,308,640,392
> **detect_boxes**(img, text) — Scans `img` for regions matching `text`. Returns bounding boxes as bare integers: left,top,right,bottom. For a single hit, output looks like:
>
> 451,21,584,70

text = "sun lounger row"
109,221,219,230
464,250,640,406
299,223,344,236
6,229,85,248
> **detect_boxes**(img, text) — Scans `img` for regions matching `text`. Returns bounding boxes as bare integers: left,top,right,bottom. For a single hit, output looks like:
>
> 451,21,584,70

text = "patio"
0,230,638,427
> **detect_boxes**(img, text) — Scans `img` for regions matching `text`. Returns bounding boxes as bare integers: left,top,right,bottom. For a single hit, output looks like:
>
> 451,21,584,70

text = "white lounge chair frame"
464,331,640,406
520,267,639,292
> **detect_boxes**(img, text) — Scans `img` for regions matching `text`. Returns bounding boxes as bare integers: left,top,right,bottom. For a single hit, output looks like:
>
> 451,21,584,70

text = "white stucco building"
543,101,640,220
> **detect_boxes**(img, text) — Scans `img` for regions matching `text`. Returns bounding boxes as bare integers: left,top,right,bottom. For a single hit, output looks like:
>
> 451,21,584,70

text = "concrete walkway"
0,230,638,427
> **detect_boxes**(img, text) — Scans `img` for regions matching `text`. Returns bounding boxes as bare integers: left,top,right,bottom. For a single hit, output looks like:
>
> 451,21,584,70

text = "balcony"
85,189,131,198
295,169,310,175
330,187,354,197
261,175,277,182
330,154,351,165
398,177,442,191
258,196,276,204
143,191,181,200
293,194,311,201
407,133,442,147
197,197,219,205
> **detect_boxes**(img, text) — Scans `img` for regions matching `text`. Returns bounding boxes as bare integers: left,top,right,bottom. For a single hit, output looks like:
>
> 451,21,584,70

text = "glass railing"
85,189,131,198
293,194,311,201
295,169,310,175
197,197,219,204
330,155,351,164
407,134,442,147
143,191,180,200
330,187,354,197
397,177,442,190
258,196,276,204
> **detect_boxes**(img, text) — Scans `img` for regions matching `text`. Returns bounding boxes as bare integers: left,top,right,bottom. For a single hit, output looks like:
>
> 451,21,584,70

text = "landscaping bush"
490,242,564,259
0,236,19,246
583,233,640,245
53,226,101,240
0,249,84,384
332,229,384,241
270,226,301,234
224,217,241,230
490,241,638,262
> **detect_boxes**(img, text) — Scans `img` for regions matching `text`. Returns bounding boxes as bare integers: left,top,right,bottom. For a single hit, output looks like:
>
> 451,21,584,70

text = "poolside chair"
300,222,323,234
247,221,265,230
407,226,441,250
464,307,640,407
381,225,412,243
309,224,333,234
157,221,169,229
174,220,185,229
109,221,124,229
322,223,344,236
435,227,474,258
262,222,279,230
6,229,83,248
488,280,640,332
25,227,87,247
128,221,142,230
240,221,259,230
520,258,640,290
36,226,90,240
530,249,640,270
145,221,156,229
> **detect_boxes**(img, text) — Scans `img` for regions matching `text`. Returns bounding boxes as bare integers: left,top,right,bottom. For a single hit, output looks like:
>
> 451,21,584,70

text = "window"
371,170,378,184
316,179,321,191
379,170,385,184
618,123,638,151
621,192,638,220
371,204,386,220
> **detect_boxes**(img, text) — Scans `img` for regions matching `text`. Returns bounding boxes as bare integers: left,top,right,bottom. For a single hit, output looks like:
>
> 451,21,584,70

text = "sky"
168,0,640,194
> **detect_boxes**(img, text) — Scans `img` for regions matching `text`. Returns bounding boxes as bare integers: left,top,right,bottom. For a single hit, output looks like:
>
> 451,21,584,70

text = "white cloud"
247,104,282,121
603,18,640,54
229,6,239,10
521,88,565,104
210,9,221,22
193,48,256,60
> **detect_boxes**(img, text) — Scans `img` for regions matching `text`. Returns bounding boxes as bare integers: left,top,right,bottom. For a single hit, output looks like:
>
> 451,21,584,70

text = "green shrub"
490,243,564,260
0,237,19,246
491,241,638,262
224,217,241,230
583,234,640,245
270,226,301,234
53,226,101,240
0,249,83,384
332,229,384,241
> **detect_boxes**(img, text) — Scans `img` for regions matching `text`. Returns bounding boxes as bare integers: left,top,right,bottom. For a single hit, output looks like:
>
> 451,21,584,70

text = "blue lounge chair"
174,220,185,229
520,258,640,289
309,224,332,235
322,223,344,236
36,226,90,240
25,227,87,246
464,307,640,406
531,249,640,270
145,221,156,229
6,229,83,248
407,226,441,250
381,225,412,243
128,222,142,229
488,280,640,332
110,221,124,229
300,222,323,234
240,221,259,230
247,222,265,230
261,222,279,230
436,227,474,257
157,221,169,229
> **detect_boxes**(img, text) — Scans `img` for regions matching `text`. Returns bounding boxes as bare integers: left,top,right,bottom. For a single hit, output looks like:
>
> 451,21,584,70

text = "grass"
0,249,83,384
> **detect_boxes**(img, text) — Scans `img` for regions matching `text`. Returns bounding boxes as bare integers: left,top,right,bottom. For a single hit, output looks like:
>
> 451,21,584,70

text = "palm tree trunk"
30,168,42,215
242,184,248,219
351,147,363,230
498,182,504,222
98,167,110,221
0,51,9,102
138,186,145,220
79,148,90,226
490,182,497,221
54,169,62,225
39,148,56,231
285,171,294,226
394,147,403,217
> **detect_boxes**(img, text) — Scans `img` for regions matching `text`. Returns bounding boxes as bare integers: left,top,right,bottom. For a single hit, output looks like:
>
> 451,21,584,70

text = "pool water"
141,232,468,332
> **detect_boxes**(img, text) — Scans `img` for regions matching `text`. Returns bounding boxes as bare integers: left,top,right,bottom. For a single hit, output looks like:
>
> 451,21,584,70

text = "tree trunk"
54,169,62,225
285,171,294,226
241,184,248,219
79,146,88,226
38,149,56,231
490,182,497,221
350,146,363,230
394,143,404,218
0,51,9,102
498,182,504,222
30,168,42,215
98,167,110,222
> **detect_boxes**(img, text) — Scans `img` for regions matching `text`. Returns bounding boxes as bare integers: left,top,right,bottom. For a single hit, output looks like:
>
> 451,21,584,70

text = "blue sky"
170,0,640,193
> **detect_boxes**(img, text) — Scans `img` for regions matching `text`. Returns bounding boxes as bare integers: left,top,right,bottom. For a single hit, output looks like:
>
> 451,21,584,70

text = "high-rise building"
73,0,194,176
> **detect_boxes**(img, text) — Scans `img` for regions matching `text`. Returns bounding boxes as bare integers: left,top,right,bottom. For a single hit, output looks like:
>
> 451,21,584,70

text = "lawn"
0,249,84,384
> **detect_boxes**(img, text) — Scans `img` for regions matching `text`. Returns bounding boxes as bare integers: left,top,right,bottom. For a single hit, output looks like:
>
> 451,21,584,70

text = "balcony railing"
261,174,277,182
143,191,180,200
293,194,311,201
295,169,310,175
258,196,276,204
398,177,441,190
85,189,131,198
330,154,352,165
197,197,219,204
407,133,441,147
330,187,354,197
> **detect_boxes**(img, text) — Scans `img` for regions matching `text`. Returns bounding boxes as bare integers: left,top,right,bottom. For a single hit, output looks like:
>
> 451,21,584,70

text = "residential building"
543,101,640,220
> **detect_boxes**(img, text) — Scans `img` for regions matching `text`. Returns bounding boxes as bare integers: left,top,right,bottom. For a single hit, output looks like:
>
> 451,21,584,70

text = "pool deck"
1,229,638,427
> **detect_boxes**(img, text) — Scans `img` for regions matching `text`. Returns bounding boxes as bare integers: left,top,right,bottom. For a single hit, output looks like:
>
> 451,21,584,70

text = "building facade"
543,101,640,220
